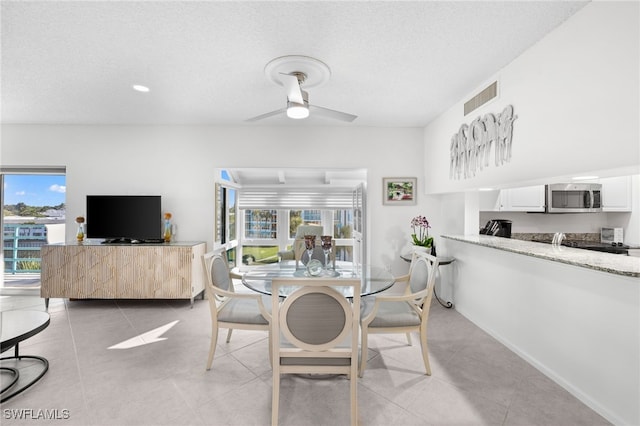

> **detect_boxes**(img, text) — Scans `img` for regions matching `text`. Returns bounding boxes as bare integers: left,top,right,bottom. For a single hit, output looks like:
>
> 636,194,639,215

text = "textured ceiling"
1,1,588,127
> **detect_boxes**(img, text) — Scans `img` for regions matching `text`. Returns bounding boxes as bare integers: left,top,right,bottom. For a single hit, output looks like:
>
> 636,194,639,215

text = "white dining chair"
270,276,361,426
359,251,439,377
201,251,272,370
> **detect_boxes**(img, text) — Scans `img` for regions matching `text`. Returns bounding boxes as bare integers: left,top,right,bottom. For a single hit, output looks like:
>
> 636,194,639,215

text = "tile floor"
0,292,610,426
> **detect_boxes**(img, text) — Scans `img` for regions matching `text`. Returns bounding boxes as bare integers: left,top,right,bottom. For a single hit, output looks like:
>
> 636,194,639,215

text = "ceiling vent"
464,81,498,116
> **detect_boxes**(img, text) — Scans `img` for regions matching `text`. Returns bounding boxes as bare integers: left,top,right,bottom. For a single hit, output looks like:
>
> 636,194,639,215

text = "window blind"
238,186,354,210
1,166,66,174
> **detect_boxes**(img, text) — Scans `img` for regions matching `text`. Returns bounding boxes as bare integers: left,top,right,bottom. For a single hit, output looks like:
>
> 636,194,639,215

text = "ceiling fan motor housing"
247,55,356,122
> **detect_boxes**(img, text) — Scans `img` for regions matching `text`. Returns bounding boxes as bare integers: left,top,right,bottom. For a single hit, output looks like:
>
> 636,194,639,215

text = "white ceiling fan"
246,55,357,123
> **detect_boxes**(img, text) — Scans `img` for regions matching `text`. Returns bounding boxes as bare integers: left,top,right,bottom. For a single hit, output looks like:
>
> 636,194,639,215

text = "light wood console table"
41,241,206,307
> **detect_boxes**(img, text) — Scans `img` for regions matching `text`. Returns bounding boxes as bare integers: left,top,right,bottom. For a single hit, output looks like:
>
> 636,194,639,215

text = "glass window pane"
244,210,277,239
333,210,353,238
302,210,321,224
227,188,236,241
226,247,237,269
334,246,352,262
3,174,66,274
289,210,321,238
289,210,301,238
241,245,280,265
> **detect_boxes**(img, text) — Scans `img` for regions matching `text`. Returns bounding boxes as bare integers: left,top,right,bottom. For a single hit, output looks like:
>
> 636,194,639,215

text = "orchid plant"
410,215,433,248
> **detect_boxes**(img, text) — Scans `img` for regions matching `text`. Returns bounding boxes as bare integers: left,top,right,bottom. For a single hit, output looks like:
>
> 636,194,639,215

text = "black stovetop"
561,240,629,254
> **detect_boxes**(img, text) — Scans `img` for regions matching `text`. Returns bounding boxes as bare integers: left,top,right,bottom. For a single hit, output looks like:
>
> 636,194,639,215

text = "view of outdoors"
242,209,353,265
3,174,66,274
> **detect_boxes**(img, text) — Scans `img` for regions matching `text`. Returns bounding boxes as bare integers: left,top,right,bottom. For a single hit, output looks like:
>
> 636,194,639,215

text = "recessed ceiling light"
572,176,598,180
132,84,150,93
478,187,495,191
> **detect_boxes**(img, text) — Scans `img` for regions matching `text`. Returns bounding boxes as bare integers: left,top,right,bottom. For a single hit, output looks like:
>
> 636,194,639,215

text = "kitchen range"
482,223,634,256
559,240,630,255
552,227,631,255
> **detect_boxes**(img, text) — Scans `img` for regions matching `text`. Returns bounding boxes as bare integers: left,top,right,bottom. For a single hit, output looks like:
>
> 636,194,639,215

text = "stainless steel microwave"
545,183,602,213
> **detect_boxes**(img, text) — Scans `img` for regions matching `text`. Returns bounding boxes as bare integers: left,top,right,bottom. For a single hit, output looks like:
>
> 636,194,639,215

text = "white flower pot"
412,245,432,255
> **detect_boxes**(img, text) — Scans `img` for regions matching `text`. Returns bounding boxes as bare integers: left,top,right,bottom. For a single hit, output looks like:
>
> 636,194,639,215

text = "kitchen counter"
442,234,640,277
440,235,638,424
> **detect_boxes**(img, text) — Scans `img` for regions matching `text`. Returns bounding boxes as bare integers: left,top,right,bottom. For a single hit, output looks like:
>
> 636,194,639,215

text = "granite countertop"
442,235,640,278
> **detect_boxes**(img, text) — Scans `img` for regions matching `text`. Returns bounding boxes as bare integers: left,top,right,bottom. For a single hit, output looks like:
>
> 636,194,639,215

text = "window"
241,209,280,265
1,167,66,280
240,207,354,265
224,168,365,267
289,210,321,238
245,210,277,239
215,184,237,244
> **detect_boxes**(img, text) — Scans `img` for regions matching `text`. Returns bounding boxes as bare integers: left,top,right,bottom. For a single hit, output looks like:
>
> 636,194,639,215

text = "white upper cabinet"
478,190,501,211
479,185,546,212
501,185,546,212
479,176,635,213
600,176,632,212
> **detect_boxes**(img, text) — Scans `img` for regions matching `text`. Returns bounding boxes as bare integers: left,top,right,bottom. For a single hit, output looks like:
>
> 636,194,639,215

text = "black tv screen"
86,195,162,240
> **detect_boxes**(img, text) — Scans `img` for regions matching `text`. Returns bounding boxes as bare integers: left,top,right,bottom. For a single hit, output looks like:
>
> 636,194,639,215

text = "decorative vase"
75,216,85,242
164,220,172,243
163,213,172,243
412,245,432,255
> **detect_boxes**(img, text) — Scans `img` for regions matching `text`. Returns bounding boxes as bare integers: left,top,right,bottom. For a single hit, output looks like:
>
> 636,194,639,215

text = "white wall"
0,124,425,274
479,211,629,234
423,2,640,196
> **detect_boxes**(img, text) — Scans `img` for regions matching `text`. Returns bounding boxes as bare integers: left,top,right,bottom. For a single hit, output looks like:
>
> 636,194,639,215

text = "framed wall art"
383,177,417,205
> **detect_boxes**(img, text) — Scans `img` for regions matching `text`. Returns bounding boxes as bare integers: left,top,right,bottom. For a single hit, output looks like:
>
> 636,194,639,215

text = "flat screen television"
86,195,162,241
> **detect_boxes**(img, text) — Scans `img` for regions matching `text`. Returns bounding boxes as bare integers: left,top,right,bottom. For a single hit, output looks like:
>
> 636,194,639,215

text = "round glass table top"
241,261,395,298
1,310,50,352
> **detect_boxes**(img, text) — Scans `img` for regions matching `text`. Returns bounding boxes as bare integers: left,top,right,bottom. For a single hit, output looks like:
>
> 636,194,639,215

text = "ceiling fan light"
286,102,309,119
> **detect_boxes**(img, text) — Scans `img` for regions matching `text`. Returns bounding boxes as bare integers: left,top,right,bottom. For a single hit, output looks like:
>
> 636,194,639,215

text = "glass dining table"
241,261,396,298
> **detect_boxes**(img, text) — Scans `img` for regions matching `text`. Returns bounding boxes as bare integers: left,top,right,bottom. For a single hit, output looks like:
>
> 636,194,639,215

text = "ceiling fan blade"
279,73,304,104
245,108,286,122
309,105,358,122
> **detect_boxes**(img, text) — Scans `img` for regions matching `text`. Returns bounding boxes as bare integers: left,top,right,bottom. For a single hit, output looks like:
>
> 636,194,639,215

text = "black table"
0,310,50,402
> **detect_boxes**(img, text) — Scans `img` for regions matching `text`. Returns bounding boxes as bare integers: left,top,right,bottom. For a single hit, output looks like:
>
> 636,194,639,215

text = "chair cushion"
408,260,430,294
361,297,420,328
218,297,270,325
212,256,232,291
286,292,346,344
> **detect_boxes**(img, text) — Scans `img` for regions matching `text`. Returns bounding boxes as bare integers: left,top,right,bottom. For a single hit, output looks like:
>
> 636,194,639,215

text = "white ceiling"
1,1,588,127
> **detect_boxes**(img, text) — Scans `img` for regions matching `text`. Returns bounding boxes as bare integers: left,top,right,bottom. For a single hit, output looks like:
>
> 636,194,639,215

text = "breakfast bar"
443,234,640,277
440,234,639,426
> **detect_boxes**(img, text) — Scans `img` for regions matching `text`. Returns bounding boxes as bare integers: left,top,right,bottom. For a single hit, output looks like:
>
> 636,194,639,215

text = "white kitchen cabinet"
478,190,501,211
501,185,546,211
600,175,632,212
479,185,545,212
